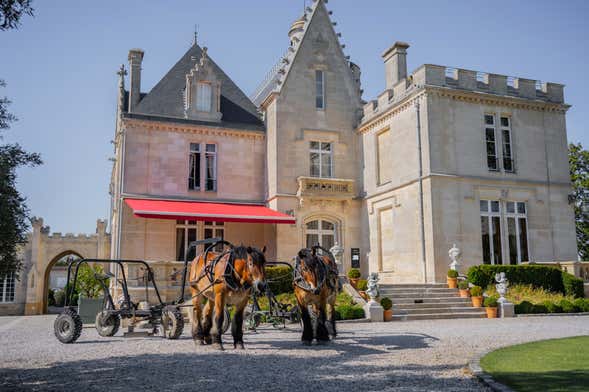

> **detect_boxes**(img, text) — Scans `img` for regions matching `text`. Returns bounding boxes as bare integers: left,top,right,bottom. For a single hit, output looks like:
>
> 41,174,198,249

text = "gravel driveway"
1,315,588,391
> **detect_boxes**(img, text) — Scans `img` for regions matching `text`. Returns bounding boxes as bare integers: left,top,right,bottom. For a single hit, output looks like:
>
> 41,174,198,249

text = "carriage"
53,238,302,344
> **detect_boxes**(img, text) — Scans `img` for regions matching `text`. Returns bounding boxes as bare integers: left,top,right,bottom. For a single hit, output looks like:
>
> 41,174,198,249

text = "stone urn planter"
447,269,458,289
470,285,483,308
484,295,499,318
381,297,393,322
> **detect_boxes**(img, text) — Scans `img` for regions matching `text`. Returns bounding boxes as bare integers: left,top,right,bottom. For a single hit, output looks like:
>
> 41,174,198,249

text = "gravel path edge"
468,351,514,392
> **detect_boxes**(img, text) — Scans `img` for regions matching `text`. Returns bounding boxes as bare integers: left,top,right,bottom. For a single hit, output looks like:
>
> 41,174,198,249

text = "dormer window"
196,82,212,112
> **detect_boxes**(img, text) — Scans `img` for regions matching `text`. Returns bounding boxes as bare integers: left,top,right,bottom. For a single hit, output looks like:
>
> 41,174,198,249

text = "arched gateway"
0,218,110,316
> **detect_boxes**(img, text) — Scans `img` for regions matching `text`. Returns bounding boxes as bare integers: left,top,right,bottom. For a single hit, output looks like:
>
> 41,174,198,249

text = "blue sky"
1,0,588,234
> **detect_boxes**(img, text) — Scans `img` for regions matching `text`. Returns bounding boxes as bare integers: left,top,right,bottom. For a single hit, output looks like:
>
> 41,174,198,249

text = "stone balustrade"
296,176,355,201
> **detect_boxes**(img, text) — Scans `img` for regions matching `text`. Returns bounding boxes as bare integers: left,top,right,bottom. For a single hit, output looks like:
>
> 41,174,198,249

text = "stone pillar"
382,41,410,89
128,48,144,112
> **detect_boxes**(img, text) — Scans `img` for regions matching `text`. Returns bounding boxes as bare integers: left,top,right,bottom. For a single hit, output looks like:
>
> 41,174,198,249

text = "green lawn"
480,336,589,392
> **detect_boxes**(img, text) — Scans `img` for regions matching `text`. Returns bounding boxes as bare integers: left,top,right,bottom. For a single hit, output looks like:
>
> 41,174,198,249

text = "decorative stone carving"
448,243,461,272
495,272,509,303
184,46,222,122
366,272,379,301
329,243,344,275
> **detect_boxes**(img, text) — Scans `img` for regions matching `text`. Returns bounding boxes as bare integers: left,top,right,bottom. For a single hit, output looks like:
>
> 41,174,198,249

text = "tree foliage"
569,143,589,260
0,0,33,31
76,264,107,299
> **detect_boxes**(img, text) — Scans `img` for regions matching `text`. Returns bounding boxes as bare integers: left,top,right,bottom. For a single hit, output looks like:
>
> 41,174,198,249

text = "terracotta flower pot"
349,278,359,288
383,309,393,321
471,296,483,308
447,277,458,289
485,307,498,318
459,289,470,298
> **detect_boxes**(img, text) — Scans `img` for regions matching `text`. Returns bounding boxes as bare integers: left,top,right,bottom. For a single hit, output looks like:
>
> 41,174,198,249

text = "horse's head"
236,245,267,293
296,248,324,295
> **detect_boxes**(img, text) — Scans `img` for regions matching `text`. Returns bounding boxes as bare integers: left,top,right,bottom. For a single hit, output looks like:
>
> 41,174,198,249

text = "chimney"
382,41,409,89
128,48,144,112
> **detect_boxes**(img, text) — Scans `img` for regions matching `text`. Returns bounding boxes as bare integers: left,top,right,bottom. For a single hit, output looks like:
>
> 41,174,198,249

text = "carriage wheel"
54,308,83,344
95,311,120,337
161,309,184,340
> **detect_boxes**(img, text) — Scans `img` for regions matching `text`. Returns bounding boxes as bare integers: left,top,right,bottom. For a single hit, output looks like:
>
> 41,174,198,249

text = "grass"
484,284,577,305
480,336,589,392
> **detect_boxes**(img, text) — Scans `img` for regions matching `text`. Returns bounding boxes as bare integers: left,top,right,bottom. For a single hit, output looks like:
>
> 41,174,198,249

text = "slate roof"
131,44,263,130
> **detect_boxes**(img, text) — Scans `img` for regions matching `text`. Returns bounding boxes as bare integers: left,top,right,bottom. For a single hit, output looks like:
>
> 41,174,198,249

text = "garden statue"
366,272,379,302
448,243,461,271
329,243,344,276
495,272,509,303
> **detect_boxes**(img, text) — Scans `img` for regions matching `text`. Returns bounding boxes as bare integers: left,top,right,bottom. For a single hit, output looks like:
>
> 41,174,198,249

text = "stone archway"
15,218,111,315
42,250,84,314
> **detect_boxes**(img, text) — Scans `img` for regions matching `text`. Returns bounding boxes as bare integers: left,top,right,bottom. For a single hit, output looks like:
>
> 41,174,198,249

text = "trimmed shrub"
467,265,564,293
458,280,469,290
380,297,392,310
484,295,499,307
532,303,548,314
562,273,584,298
470,285,483,297
573,298,589,312
559,299,577,313
47,289,56,307
356,279,368,291
335,304,365,320
515,300,534,314
265,266,293,294
543,300,563,313
347,268,361,279
447,269,459,278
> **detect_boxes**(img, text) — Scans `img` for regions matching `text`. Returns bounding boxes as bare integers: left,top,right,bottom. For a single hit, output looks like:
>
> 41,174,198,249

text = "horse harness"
293,249,329,295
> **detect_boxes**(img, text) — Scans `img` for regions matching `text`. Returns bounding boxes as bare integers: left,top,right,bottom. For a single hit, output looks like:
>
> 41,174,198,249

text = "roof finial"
193,24,199,46
117,64,127,89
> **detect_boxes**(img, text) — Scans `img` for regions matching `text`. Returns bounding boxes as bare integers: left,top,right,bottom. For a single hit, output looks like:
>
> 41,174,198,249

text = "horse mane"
233,245,266,266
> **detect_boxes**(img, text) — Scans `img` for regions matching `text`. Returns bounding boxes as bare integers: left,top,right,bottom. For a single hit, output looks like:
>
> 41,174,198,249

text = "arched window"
305,219,336,250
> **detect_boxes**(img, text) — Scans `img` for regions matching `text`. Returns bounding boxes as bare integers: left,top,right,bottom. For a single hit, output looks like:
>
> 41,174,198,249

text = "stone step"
386,292,460,299
391,312,487,321
379,288,459,295
393,300,473,309
379,284,448,289
392,297,471,305
393,307,483,315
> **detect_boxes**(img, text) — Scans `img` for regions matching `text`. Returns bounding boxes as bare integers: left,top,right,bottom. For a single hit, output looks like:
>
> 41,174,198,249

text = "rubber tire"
54,308,83,344
162,309,184,340
95,311,120,337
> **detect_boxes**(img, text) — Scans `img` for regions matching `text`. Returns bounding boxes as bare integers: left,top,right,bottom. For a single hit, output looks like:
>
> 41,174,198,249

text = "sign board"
351,248,360,268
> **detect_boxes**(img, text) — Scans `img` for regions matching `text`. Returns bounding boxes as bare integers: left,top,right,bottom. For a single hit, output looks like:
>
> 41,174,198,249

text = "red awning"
124,198,295,224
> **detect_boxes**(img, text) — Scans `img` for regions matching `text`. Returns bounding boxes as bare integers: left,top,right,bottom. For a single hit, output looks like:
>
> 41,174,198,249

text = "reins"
293,249,327,295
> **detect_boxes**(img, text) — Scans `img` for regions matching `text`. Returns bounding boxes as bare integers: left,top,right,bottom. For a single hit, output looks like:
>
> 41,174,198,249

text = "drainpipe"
415,98,427,283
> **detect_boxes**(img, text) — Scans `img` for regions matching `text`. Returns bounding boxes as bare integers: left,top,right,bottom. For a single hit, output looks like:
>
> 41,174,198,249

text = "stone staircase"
379,283,487,321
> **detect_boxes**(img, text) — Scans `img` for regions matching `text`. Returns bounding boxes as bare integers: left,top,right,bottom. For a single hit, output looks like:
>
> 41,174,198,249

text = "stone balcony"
296,176,355,204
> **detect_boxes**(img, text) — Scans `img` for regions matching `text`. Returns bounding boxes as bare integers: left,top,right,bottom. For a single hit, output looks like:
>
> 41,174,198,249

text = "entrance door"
305,219,336,251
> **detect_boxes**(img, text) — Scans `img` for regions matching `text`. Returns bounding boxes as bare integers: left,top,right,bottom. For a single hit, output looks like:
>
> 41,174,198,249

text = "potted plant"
447,269,458,289
347,268,361,288
380,297,393,321
356,279,368,300
458,280,470,298
470,285,483,307
484,295,499,318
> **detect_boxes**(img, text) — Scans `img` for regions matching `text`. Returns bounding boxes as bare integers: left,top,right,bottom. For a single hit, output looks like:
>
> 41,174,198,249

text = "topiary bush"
543,300,563,313
467,265,564,293
562,272,584,298
458,280,469,290
559,299,577,313
447,269,459,278
356,279,368,291
265,266,293,294
574,298,589,312
532,303,548,314
515,300,534,314
335,304,365,320
470,285,483,297
347,268,361,279
380,297,392,310
484,295,499,307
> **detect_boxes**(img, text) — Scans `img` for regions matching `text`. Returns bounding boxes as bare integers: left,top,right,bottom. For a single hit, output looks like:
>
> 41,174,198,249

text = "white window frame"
0,272,16,303
309,141,333,178
500,116,515,173
175,220,198,262
205,144,217,192
505,201,529,264
204,221,225,251
305,218,337,250
484,114,499,171
315,70,325,110
196,82,212,112
188,143,201,191
480,200,502,265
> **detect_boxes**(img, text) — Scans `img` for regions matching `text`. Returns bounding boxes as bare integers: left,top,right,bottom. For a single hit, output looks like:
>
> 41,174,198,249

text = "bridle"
200,242,259,292
293,249,327,295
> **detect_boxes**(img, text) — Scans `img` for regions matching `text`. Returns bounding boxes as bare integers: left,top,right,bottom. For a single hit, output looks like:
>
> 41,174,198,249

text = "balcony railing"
297,176,355,200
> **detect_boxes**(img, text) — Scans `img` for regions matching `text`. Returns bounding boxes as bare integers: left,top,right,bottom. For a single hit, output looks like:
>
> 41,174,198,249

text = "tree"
0,1,39,278
569,143,589,260
0,0,33,31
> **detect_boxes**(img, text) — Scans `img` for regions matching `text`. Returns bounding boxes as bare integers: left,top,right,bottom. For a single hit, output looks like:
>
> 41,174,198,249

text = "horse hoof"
204,336,212,345
212,343,225,351
301,340,312,346
316,339,330,345
194,339,206,347
234,342,245,350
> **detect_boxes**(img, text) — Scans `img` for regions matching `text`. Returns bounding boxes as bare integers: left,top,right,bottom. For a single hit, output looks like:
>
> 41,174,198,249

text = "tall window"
0,272,16,303
506,201,529,264
204,221,225,251
377,129,392,185
176,220,197,262
501,116,514,172
196,82,212,112
305,219,336,251
315,70,325,109
205,144,217,191
480,200,502,265
309,141,332,178
484,115,498,171
188,143,201,190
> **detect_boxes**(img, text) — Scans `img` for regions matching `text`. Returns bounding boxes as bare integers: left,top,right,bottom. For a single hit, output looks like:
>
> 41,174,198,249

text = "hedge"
335,304,365,320
514,298,589,314
467,265,585,298
265,266,293,294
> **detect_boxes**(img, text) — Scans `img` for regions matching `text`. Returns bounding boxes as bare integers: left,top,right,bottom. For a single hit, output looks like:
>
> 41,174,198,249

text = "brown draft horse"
293,246,339,345
189,244,267,350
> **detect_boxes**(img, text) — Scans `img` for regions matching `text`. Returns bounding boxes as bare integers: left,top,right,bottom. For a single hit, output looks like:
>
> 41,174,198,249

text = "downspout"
415,98,427,283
